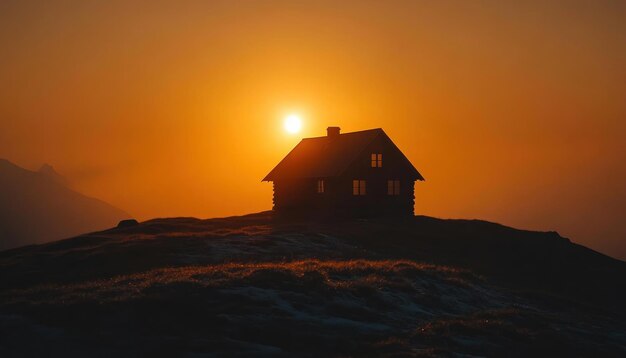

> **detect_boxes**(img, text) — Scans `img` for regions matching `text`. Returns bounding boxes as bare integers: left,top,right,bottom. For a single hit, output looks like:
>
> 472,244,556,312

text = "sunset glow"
0,1,624,260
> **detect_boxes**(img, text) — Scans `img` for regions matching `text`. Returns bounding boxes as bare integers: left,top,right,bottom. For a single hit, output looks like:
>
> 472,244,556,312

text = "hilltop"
0,212,624,357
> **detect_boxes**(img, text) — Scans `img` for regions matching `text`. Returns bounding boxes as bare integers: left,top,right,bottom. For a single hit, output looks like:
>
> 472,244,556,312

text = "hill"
0,212,624,356
0,159,130,250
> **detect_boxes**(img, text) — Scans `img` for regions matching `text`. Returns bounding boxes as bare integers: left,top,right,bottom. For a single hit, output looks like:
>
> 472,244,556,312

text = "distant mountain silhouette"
0,159,130,250
37,163,71,187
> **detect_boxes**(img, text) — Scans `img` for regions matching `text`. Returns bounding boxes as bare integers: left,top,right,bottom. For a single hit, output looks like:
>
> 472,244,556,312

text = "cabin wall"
334,135,417,216
273,179,320,214
273,177,415,218
331,177,415,217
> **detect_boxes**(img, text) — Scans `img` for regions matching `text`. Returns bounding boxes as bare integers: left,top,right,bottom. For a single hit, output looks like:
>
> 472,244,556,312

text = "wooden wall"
273,177,415,218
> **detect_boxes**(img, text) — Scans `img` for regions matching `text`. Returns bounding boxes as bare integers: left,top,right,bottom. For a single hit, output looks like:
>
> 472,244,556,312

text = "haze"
0,1,624,259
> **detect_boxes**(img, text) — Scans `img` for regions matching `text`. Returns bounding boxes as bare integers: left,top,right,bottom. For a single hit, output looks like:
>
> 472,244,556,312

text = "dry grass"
0,258,505,356
1,259,478,306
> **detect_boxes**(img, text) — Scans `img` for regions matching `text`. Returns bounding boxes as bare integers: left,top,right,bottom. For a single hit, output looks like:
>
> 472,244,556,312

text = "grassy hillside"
0,212,624,356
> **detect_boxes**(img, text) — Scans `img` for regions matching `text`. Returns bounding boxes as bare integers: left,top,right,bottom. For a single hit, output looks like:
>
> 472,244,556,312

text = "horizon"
1,0,624,260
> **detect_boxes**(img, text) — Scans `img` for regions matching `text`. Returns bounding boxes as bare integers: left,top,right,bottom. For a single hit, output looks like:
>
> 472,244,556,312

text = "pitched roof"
263,128,424,181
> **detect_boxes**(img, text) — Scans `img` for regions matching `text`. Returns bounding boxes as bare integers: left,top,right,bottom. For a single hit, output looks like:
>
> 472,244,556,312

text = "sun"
284,114,302,133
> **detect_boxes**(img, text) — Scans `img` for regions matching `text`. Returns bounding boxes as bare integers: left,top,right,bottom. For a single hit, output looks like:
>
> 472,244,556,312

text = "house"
263,127,424,217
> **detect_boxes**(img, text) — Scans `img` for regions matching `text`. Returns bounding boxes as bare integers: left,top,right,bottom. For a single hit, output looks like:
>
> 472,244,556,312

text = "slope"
0,212,624,356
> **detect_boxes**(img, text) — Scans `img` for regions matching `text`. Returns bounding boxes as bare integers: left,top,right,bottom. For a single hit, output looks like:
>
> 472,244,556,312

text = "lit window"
352,180,366,195
387,180,400,195
317,179,325,193
371,153,382,167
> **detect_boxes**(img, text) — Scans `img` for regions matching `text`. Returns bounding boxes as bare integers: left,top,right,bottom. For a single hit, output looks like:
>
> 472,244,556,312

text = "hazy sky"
1,0,624,259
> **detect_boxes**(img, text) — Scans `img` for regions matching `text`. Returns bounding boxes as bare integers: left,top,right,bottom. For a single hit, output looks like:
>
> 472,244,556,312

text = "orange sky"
1,0,625,259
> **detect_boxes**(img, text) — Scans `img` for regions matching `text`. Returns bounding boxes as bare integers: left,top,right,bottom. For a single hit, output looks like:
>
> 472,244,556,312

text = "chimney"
327,126,341,137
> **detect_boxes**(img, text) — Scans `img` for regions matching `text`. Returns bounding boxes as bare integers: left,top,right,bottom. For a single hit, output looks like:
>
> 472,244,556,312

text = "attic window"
317,179,325,193
352,180,366,195
371,153,382,167
387,180,400,195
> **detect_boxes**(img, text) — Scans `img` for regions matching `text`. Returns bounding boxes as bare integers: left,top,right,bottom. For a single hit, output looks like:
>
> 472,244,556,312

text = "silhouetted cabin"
263,127,424,217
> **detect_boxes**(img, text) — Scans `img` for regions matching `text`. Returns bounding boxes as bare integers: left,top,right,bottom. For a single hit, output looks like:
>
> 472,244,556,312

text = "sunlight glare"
284,114,302,134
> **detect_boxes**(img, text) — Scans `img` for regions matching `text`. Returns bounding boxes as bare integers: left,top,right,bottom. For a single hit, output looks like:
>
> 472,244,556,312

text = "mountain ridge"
37,163,71,187
0,158,130,250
